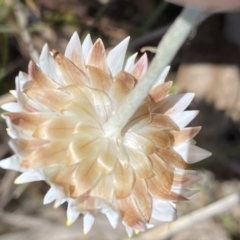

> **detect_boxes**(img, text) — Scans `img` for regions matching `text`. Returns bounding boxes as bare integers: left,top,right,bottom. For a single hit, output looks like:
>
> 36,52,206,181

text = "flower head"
0,32,211,237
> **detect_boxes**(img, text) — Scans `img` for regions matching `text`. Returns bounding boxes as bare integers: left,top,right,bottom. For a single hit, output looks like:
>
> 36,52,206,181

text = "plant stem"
104,7,209,137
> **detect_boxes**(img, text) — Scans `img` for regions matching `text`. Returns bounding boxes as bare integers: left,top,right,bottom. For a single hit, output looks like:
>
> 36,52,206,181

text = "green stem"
104,7,209,137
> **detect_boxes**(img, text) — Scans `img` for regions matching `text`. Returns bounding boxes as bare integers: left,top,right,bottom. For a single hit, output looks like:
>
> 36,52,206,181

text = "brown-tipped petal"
157,147,189,169
111,71,136,108
25,88,72,112
28,61,59,88
20,140,69,169
138,128,172,149
147,176,186,201
61,99,98,121
67,135,99,165
170,126,202,146
117,195,146,230
149,154,173,187
149,114,179,131
10,138,50,157
87,66,112,93
113,162,134,199
53,50,88,85
131,53,148,80
87,39,109,74
90,175,114,203
132,176,152,222
66,157,102,198
97,138,118,174
76,194,98,212
126,147,153,179
149,81,172,103
33,116,80,139
3,112,57,132
124,132,155,155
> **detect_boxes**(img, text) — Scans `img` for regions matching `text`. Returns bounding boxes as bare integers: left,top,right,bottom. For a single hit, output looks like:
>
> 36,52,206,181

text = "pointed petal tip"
66,219,73,227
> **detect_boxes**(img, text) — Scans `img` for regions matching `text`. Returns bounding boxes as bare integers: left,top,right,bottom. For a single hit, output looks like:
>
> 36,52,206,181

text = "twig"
13,0,39,62
132,193,240,240
104,8,209,137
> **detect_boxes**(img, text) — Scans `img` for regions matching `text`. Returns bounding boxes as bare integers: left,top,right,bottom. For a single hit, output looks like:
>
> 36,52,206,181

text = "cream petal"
132,176,152,221
126,147,153,179
83,213,95,235
82,34,93,62
124,132,155,155
154,93,195,115
90,175,114,203
174,143,212,164
25,88,72,112
15,170,44,184
124,52,138,72
113,162,134,199
170,110,199,128
97,138,118,174
131,53,148,80
152,199,177,222
21,140,69,168
151,66,170,89
58,158,102,198
65,31,86,73
148,114,179,131
173,169,202,187
33,116,80,140
67,135,99,165
107,37,130,76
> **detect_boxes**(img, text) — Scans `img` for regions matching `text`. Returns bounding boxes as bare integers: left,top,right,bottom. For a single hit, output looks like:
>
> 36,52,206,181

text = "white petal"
107,37,130,76
171,186,199,198
174,143,212,164
14,170,44,184
152,199,177,222
66,202,80,226
174,169,202,187
156,93,195,115
39,45,65,86
1,102,21,112
151,66,170,89
169,110,199,128
101,207,119,229
43,187,57,204
123,223,133,238
0,155,21,171
83,213,95,235
124,52,137,72
82,34,93,62
65,32,85,71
